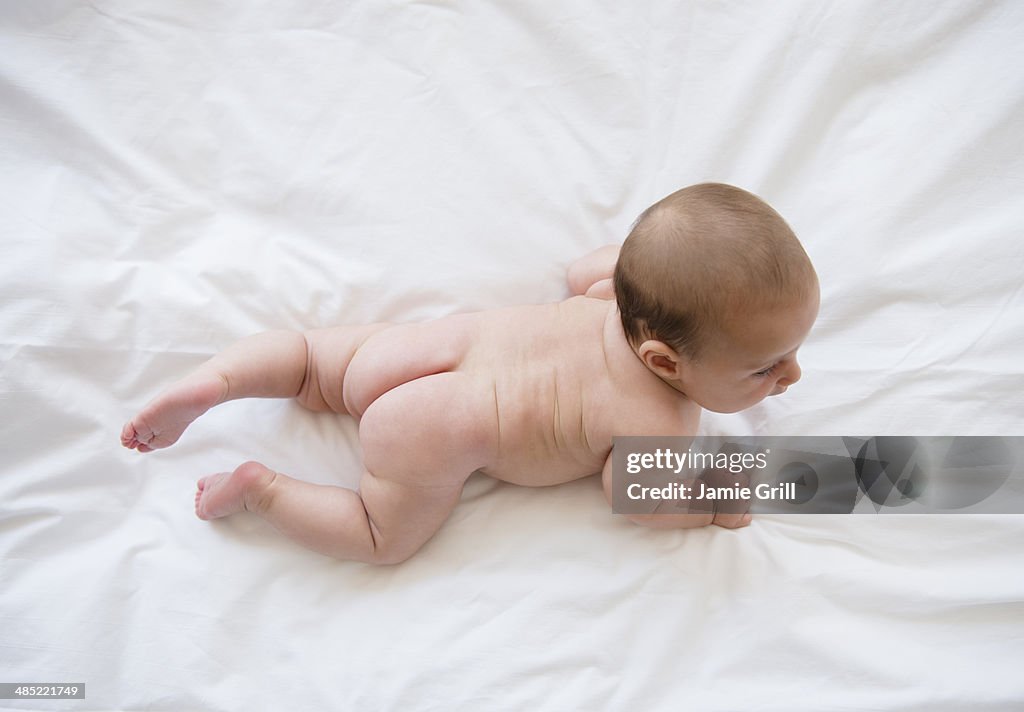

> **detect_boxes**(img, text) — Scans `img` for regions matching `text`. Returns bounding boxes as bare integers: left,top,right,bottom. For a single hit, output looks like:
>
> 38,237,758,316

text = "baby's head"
614,183,819,413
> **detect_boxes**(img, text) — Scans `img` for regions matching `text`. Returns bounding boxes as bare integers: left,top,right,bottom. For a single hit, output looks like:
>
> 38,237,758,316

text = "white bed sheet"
2,2,1023,710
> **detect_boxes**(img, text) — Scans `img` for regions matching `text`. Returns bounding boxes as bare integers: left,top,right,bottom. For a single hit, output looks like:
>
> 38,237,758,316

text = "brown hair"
613,183,816,360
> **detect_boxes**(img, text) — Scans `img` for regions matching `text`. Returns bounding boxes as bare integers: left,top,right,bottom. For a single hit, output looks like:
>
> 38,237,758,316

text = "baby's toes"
124,417,157,450
120,422,138,448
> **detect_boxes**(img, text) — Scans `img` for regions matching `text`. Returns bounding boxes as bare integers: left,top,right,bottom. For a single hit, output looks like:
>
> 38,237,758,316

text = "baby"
121,183,819,564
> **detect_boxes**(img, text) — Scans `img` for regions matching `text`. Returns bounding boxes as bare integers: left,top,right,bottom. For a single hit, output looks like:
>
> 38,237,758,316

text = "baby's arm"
601,454,751,530
567,245,620,299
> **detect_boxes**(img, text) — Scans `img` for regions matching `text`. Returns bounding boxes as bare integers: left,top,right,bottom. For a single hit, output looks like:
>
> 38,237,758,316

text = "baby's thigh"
357,372,497,487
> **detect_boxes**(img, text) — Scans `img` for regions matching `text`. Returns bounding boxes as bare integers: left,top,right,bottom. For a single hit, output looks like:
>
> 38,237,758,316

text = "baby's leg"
121,326,384,452
194,372,496,564
194,461,464,565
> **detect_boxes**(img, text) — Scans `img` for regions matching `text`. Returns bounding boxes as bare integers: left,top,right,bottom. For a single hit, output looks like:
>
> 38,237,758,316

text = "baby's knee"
584,278,615,300
359,505,429,565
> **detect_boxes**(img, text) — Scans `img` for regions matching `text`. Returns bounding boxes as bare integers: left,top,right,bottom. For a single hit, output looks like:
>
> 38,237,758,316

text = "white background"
2,2,1023,710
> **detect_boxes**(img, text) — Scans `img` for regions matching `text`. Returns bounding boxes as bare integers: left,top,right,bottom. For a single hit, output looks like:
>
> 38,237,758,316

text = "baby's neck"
599,303,702,437
601,304,666,384
601,303,692,399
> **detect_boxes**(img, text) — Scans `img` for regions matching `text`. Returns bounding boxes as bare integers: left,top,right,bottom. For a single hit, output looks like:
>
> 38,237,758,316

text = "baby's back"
451,297,699,486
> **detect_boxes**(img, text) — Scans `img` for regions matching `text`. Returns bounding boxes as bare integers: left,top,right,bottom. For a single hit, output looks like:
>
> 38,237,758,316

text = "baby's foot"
195,461,276,520
121,374,226,452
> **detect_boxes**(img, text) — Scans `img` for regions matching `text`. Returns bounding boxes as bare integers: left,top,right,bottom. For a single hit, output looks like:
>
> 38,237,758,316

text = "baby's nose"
777,360,802,387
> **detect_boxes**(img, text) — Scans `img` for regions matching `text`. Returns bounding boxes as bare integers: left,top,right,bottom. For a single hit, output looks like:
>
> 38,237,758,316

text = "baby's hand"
711,510,753,529
699,466,753,529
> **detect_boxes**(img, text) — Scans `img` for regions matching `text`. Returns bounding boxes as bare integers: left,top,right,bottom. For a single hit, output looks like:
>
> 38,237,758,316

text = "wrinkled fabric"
2,2,1023,710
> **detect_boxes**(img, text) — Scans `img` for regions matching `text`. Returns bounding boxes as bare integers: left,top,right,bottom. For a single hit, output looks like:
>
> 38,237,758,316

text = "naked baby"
121,183,819,564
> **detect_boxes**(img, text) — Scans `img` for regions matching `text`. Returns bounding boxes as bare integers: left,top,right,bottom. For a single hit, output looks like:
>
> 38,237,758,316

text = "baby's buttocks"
347,299,621,488
342,316,476,418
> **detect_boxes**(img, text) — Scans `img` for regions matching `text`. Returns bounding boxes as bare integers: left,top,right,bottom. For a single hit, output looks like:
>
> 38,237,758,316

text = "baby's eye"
753,365,776,378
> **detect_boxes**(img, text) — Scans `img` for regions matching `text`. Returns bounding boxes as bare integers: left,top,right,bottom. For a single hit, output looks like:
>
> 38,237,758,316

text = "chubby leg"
194,461,464,565
121,325,386,452
194,372,496,564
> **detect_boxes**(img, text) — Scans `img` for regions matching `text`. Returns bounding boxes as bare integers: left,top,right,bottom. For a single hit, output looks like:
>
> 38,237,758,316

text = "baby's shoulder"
620,388,699,435
587,373,701,448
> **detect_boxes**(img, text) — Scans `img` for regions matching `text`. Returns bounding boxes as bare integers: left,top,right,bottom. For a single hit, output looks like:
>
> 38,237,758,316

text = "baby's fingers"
712,511,753,529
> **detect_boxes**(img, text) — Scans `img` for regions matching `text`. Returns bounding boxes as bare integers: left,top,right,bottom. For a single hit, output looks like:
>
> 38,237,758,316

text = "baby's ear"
637,340,682,380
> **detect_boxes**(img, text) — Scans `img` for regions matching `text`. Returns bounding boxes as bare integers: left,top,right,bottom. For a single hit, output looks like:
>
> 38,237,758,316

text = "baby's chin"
699,402,753,415
699,394,773,414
